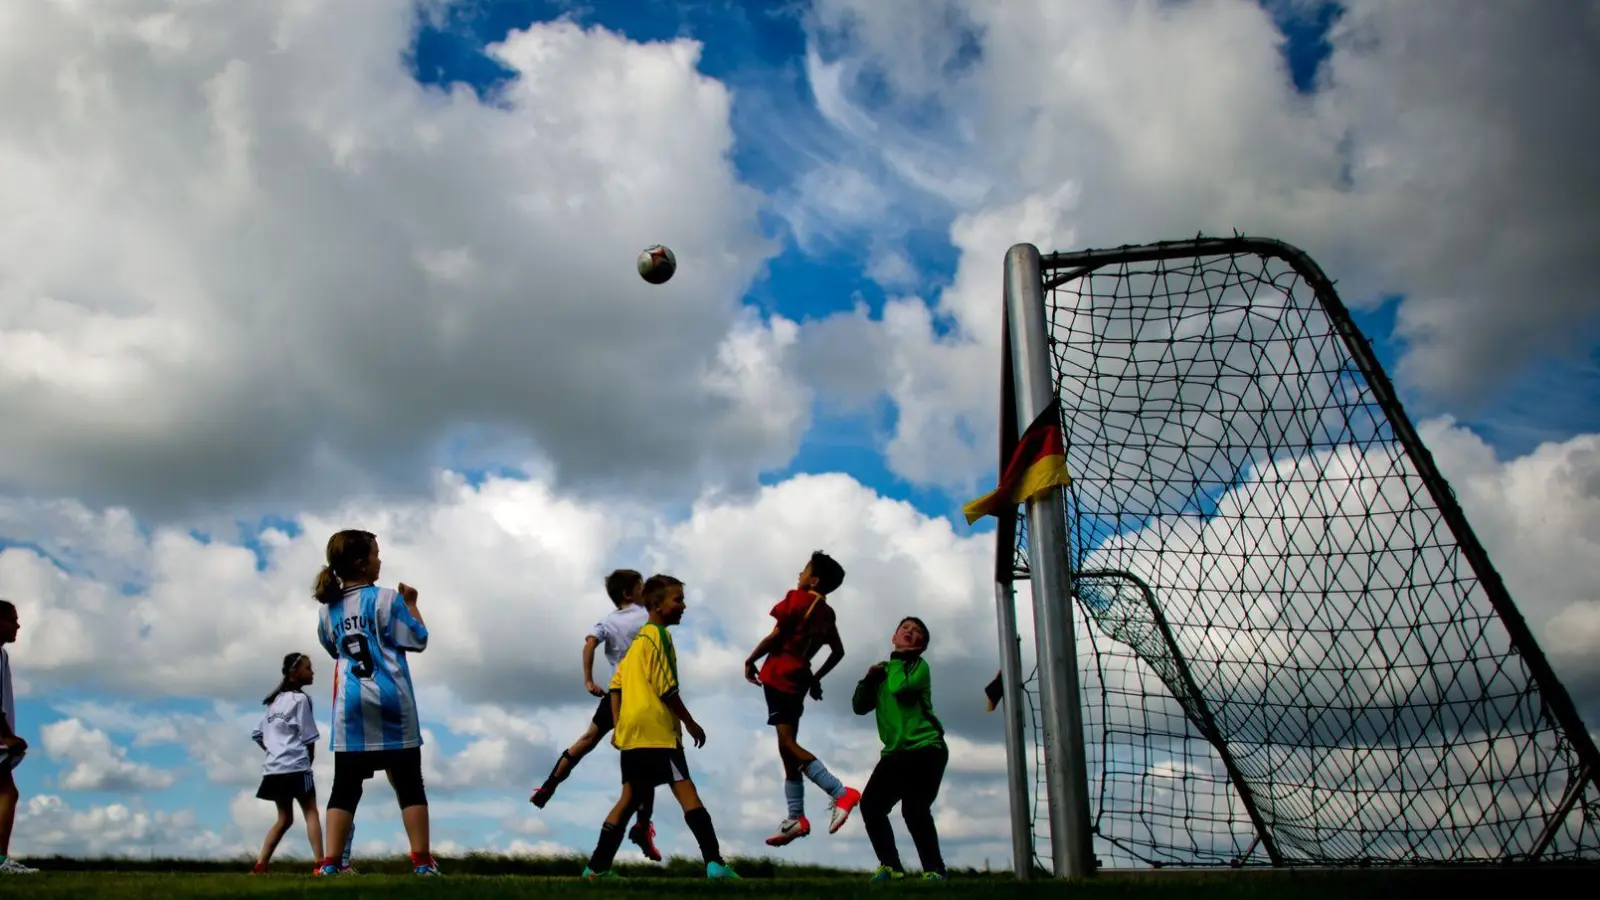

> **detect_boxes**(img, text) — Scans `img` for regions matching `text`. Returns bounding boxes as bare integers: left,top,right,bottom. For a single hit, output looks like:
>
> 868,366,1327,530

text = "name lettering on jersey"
343,615,373,631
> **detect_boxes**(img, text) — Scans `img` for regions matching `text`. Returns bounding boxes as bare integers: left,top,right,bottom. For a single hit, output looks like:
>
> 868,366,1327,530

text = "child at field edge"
0,599,37,875
250,653,325,873
850,617,948,882
311,529,438,877
743,551,860,846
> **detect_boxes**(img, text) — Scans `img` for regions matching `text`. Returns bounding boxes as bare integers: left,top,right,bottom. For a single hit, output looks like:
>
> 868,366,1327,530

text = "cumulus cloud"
3,413,1599,864
38,719,177,793
787,0,1600,487
0,0,806,520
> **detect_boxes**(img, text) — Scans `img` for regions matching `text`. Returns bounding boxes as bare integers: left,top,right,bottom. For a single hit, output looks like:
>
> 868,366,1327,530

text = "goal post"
989,235,1600,875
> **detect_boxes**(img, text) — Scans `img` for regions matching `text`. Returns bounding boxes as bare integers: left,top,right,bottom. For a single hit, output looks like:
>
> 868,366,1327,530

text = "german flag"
984,670,1005,712
962,399,1071,525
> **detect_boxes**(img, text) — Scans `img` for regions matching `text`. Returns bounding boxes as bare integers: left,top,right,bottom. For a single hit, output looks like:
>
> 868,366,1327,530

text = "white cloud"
788,0,1600,487
38,718,177,793
2,413,1597,863
15,795,240,860
0,1,806,519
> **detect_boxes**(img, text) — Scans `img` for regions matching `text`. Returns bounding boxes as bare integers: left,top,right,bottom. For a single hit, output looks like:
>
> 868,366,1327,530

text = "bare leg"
323,808,353,866
256,801,295,867
0,772,18,856
298,795,324,863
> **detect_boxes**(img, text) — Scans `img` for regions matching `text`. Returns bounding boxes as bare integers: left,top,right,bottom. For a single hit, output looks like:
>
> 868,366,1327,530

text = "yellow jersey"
608,622,682,750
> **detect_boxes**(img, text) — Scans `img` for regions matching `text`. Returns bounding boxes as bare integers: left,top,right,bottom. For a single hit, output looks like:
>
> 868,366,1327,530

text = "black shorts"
0,747,25,775
619,747,691,789
590,693,615,732
333,746,423,782
329,746,427,811
257,771,316,803
764,684,806,726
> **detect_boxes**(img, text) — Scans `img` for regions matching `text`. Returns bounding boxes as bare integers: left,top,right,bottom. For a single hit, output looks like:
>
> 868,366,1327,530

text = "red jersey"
758,589,837,694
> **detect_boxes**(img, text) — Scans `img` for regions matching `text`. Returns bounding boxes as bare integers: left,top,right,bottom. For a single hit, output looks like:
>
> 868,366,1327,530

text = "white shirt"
590,603,649,668
1,647,13,735
252,690,320,775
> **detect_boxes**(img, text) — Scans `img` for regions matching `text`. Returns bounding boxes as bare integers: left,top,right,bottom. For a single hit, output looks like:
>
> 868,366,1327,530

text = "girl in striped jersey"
311,530,438,877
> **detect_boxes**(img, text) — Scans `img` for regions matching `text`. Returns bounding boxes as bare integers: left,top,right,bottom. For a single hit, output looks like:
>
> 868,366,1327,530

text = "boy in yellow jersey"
580,575,739,880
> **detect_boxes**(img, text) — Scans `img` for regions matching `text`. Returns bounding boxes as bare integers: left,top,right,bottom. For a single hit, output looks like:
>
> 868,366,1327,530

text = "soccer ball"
637,244,676,285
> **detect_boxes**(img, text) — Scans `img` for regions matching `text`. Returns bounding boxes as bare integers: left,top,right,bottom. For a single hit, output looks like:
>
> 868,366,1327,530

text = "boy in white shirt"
531,570,660,860
0,599,36,875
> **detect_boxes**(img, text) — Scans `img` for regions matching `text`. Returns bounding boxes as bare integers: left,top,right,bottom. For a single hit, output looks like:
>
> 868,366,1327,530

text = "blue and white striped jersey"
317,585,429,753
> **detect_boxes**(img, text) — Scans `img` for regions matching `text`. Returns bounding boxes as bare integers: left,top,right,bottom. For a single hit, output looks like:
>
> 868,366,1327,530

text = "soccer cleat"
338,865,358,875
628,821,662,862
0,858,39,875
410,852,441,875
313,864,339,876
706,861,740,879
922,871,947,882
530,785,554,808
765,815,811,846
828,786,861,834
868,865,905,883
250,862,268,874
581,866,621,880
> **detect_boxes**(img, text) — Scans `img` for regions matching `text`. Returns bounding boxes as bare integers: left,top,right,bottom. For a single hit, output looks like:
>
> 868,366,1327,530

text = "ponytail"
313,566,343,605
313,529,377,604
264,652,306,705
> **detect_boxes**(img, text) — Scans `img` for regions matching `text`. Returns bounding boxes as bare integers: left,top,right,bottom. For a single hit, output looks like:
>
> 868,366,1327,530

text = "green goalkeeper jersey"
851,652,946,755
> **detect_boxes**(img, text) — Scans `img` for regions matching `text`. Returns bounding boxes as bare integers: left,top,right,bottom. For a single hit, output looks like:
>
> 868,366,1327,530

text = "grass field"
7,856,1591,899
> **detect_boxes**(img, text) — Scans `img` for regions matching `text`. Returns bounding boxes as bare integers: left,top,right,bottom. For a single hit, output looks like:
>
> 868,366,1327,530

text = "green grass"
6,857,1593,899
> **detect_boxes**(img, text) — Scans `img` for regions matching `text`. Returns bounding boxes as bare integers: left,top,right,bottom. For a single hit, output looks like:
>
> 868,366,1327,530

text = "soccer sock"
543,750,576,789
587,821,627,873
341,830,354,868
784,779,805,819
684,806,723,865
801,758,847,800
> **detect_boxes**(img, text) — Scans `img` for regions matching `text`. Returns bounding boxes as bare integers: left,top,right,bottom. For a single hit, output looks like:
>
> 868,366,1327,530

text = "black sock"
543,750,575,790
587,821,627,872
683,806,722,865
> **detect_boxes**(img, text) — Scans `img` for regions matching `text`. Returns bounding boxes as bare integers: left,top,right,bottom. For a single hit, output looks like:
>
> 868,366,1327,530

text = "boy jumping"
0,599,36,875
743,551,860,846
532,569,659,860
580,575,738,880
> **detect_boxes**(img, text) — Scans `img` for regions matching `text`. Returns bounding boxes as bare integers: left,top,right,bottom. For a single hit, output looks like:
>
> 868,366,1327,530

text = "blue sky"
5,0,1599,872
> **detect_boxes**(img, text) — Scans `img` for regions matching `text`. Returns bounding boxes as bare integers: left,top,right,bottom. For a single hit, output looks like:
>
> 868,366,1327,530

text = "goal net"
992,237,1600,873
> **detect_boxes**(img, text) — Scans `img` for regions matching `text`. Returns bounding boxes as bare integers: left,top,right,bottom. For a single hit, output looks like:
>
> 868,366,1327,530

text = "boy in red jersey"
743,551,860,846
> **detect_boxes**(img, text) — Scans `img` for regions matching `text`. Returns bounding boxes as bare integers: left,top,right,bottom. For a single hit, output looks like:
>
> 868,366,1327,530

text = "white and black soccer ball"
637,244,677,285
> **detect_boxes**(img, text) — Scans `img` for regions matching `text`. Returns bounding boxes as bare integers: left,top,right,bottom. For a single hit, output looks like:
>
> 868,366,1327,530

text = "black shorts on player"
591,693,616,732
620,747,692,790
256,771,316,804
763,684,806,727
328,746,427,812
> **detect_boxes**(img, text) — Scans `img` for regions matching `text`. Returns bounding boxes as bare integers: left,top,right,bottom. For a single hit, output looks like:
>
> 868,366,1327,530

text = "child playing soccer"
250,652,325,873
530,569,660,860
743,551,859,846
0,599,37,875
310,529,439,877
580,575,738,880
850,617,948,882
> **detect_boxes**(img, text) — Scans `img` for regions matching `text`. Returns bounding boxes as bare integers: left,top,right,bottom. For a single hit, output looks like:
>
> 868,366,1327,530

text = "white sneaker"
764,815,811,846
0,857,39,874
